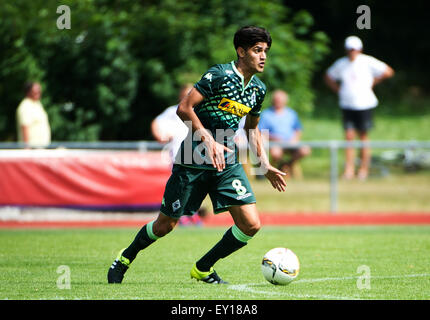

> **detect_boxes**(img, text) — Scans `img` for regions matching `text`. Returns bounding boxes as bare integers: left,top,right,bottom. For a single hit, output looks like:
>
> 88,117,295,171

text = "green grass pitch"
0,225,429,300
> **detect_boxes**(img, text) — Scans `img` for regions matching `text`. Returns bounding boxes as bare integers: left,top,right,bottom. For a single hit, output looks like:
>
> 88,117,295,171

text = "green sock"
121,221,159,263
196,225,252,272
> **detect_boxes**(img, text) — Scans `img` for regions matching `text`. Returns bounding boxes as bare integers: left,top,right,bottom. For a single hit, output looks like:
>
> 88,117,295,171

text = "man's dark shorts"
341,108,374,132
160,164,256,219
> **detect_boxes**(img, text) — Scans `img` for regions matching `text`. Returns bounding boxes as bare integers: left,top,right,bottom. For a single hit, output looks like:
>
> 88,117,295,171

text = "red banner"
0,150,171,210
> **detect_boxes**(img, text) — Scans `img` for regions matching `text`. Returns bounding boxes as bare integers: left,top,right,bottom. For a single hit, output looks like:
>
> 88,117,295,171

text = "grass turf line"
0,226,429,300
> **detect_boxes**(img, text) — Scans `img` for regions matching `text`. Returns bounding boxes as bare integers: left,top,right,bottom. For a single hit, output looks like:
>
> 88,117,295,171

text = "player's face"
243,42,269,73
346,48,361,60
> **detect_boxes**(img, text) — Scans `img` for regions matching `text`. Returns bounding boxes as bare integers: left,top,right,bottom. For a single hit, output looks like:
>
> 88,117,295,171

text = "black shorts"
341,108,373,132
160,164,256,218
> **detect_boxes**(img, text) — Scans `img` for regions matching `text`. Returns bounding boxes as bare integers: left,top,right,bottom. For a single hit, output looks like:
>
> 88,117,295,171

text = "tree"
0,0,329,141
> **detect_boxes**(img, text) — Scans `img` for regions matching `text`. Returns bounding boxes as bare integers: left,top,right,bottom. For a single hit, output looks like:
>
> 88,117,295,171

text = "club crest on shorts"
172,199,181,212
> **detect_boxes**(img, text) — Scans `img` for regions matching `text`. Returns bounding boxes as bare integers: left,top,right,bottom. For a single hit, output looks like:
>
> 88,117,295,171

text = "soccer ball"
261,247,300,285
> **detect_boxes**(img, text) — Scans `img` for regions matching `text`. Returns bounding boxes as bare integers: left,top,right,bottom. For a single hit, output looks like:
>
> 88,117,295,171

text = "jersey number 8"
232,179,247,196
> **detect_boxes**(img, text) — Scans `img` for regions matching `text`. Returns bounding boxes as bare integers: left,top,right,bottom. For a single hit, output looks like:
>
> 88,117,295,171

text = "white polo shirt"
327,54,388,110
154,105,189,161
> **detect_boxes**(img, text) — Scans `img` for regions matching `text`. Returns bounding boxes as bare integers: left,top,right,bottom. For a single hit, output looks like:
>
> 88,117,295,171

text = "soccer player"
108,26,287,284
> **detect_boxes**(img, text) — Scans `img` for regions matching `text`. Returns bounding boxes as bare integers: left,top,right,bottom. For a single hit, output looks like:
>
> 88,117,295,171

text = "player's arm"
244,114,286,192
290,130,302,144
20,125,29,143
176,88,232,172
324,73,340,94
20,125,31,149
373,65,395,87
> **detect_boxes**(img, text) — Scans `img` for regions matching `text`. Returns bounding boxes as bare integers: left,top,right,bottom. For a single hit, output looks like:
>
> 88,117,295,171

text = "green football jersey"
175,61,267,169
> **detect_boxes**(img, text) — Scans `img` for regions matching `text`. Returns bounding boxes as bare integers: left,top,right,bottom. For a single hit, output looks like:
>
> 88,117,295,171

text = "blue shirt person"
258,89,311,178
259,106,302,142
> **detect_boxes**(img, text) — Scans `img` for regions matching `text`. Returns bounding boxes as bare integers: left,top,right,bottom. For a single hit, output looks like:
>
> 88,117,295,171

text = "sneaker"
190,263,228,284
107,248,130,284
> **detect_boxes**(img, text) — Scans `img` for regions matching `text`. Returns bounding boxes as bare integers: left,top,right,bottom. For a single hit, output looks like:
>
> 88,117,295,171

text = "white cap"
344,36,363,50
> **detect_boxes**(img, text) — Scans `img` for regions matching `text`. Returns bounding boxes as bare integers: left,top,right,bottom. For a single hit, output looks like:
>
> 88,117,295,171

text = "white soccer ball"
261,247,300,285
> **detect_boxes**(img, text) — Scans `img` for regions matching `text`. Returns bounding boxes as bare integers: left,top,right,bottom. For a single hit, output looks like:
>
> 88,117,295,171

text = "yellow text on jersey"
217,97,251,117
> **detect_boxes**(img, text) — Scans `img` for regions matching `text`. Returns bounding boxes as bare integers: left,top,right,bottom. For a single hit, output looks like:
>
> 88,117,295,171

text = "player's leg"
122,212,179,263
357,131,370,179
195,203,259,269
343,128,356,179
342,109,356,179
357,109,373,180
191,204,259,284
191,165,257,284
108,164,205,284
107,212,179,284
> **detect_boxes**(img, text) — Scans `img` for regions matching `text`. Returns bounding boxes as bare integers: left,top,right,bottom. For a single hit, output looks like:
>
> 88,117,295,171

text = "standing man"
324,36,394,180
108,26,286,284
258,89,311,178
16,82,51,148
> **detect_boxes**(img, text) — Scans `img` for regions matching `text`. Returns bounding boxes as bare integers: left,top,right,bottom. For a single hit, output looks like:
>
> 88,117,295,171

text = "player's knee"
242,219,261,236
251,220,261,235
153,223,173,237
152,216,177,237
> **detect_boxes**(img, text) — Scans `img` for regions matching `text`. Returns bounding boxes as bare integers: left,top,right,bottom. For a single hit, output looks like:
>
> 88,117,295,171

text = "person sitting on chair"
258,89,311,178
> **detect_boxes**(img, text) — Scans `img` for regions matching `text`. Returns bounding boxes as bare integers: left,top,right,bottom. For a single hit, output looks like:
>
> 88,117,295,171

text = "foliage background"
0,0,428,141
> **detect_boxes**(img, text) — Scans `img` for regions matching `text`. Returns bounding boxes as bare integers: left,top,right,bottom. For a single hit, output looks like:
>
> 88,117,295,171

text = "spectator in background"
258,89,311,178
151,84,192,163
16,82,51,148
324,36,394,180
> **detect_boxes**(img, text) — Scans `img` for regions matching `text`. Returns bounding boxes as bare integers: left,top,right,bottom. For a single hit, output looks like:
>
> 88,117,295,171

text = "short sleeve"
16,100,34,126
249,84,266,117
326,59,343,80
194,65,225,98
367,56,388,77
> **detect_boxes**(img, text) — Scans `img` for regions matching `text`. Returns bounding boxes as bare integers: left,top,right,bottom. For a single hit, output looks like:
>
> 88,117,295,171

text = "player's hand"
204,138,233,172
264,165,287,192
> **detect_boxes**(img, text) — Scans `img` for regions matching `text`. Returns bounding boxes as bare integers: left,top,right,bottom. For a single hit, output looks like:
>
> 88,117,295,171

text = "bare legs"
343,129,370,180
229,203,261,236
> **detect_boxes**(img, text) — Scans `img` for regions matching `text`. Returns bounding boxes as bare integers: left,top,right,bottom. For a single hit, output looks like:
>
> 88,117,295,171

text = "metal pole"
329,142,338,214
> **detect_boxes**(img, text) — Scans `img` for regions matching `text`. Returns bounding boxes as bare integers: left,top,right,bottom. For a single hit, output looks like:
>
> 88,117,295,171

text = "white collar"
231,61,254,92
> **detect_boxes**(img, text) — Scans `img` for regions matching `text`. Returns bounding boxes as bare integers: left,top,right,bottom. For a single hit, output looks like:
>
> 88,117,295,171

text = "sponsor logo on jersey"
217,97,251,117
